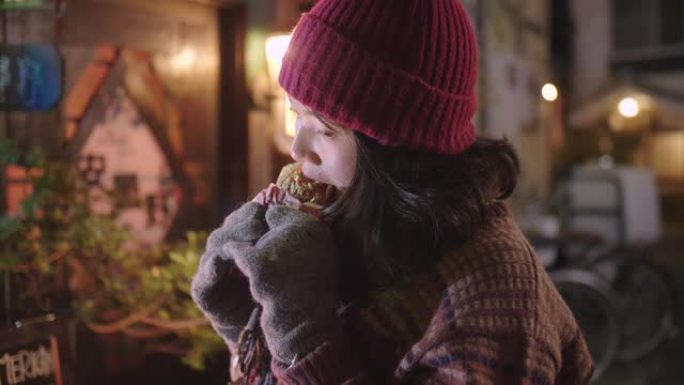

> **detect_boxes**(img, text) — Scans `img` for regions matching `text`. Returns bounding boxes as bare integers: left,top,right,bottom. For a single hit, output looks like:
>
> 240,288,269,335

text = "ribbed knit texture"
269,203,594,384
271,322,371,384
279,0,479,155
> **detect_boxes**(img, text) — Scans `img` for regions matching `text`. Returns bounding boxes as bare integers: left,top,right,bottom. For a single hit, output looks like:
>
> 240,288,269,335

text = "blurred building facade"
565,0,684,226
473,0,555,210
0,0,250,235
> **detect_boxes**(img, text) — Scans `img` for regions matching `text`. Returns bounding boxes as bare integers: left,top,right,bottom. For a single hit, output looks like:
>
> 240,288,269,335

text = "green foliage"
0,138,223,370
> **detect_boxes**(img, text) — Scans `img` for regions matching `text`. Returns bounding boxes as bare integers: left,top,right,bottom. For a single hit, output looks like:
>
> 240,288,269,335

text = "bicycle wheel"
550,269,620,381
611,260,677,362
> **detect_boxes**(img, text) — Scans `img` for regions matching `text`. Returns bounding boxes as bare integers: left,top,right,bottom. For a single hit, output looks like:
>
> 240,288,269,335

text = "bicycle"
524,166,678,382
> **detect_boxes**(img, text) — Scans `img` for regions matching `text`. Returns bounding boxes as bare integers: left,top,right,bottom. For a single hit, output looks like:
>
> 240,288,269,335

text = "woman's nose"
290,130,321,165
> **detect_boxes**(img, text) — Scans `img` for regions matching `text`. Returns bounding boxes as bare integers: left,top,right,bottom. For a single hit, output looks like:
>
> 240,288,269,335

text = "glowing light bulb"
618,97,640,118
265,34,292,81
541,83,559,102
170,48,197,73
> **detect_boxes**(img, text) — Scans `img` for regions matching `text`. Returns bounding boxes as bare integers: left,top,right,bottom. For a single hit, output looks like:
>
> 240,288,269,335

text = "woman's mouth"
299,164,320,182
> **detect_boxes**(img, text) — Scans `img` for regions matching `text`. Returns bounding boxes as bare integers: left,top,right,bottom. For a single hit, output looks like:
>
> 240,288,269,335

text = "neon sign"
0,45,62,111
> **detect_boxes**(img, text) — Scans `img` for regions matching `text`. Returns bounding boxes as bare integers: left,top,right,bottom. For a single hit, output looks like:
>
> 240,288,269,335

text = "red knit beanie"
279,0,479,155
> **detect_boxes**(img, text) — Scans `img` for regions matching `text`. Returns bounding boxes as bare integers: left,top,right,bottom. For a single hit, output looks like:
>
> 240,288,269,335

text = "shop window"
613,0,684,65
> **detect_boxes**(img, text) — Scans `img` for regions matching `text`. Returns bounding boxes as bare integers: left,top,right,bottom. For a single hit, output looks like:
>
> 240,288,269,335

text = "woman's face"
288,96,357,190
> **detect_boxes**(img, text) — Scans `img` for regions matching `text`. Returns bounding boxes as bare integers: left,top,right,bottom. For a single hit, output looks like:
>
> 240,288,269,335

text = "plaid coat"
266,203,594,384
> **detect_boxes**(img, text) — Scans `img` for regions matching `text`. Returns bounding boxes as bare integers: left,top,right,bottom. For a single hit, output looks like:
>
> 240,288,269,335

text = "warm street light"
542,83,559,102
265,34,292,82
618,97,640,118
266,34,296,145
170,48,197,75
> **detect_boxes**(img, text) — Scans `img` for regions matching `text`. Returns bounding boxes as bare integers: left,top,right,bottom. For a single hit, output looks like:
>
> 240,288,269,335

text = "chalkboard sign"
0,336,62,385
0,45,62,111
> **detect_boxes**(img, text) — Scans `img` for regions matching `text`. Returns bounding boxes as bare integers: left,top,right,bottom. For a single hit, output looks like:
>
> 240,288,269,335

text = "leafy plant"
0,138,223,370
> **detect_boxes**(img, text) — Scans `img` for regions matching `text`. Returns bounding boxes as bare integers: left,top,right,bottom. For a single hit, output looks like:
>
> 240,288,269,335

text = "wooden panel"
4,10,54,44
62,0,212,53
94,44,118,64
64,63,110,120
65,120,78,142
216,4,248,220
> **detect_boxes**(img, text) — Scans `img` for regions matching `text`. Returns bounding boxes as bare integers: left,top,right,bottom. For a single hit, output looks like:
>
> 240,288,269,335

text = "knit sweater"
265,202,594,384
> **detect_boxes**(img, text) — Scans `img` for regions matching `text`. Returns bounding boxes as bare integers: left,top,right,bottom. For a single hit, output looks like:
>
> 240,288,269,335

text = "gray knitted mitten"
227,204,340,364
190,202,268,350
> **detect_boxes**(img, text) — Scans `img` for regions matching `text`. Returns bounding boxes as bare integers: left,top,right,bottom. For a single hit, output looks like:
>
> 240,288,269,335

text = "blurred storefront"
1,0,249,233
1,1,681,384
545,1,684,383
561,0,684,228
0,1,248,384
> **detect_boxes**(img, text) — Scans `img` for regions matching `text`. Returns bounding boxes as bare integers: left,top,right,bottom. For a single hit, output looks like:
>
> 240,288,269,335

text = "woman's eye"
316,129,334,137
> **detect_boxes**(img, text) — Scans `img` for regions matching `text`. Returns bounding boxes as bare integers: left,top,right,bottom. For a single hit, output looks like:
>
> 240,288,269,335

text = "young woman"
192,0,595,384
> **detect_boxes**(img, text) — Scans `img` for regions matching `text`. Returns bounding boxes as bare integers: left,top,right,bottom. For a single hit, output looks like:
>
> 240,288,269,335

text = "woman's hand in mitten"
227,204,340,364
191,202,268,349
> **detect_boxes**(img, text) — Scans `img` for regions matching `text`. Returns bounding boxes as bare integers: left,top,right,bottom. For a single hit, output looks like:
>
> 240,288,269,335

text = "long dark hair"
323,133,520,286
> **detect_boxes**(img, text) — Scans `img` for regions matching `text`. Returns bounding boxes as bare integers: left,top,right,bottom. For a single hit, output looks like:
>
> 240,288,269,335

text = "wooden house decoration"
63,45,187,245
